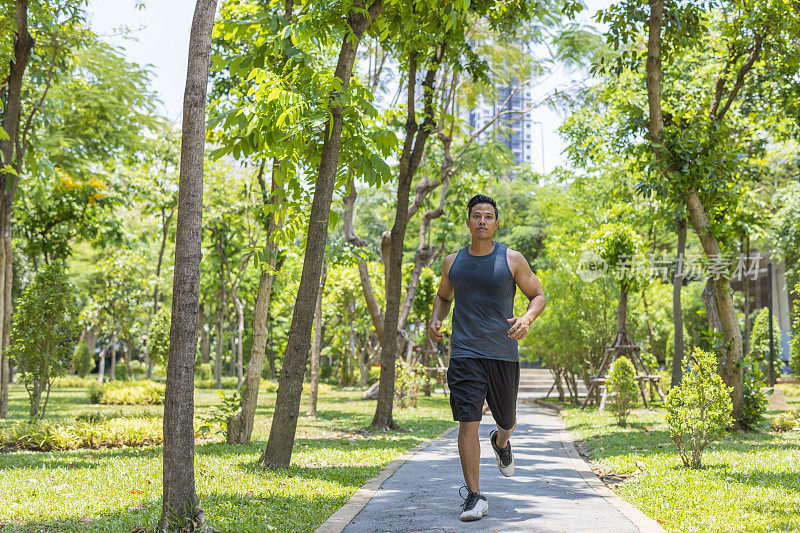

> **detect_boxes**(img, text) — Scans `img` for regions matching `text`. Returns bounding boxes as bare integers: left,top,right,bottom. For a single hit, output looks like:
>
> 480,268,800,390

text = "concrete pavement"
329,403,662,533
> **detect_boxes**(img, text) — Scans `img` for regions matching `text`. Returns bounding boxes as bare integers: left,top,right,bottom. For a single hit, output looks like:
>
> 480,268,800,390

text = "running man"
428,194,546,522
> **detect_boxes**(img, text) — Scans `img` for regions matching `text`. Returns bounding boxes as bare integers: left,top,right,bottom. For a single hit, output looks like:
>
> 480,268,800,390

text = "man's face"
467,202,499,239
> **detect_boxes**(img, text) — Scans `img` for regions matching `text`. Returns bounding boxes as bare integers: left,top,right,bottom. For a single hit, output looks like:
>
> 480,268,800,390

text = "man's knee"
458,420,480,436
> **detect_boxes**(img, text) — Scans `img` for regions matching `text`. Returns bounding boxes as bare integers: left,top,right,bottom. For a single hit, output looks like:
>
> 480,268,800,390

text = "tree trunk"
158,0,216,529
617,282,628,335
125,340,133,378
232,288,244,388
0,0,34,420
307,261,327,416
342,181,384,342
645,0,664,145
672,216,686,386
97,334,115,385
702,277,723,332
373,45,445,430
356,338,369,387
199,303,210,364
266,313,276,380
110,341,118,381
0,240,6,419
686,191,744,423
226,162,282,444
260,1,383,470
215,285,225,389
742,235,752,356
226,269,273,443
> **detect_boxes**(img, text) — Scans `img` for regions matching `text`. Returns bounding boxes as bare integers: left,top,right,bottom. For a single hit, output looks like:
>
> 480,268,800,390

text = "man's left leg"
486,359,520,477
494,419,516,449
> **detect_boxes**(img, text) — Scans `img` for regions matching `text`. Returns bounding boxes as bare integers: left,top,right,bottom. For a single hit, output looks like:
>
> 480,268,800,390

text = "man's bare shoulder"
441,252,458,275
505,247,529,266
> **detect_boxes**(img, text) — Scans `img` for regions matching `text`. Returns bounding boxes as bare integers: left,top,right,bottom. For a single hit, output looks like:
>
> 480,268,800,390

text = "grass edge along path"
561,403,800,533
0,385,456,532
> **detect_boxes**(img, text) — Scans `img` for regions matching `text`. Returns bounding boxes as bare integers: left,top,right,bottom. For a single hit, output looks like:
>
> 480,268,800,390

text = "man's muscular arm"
429,254,456,343
506,249,546,340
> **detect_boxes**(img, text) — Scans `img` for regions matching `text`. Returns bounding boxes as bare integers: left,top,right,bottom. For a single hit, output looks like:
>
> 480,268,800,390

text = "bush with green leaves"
88,380,165,405
0,418,163,451
665,348,733,469
114,362,130,381
394,360,425,408
790,283,800,376
7,263,81,422
740,354,767,430
196,362,212,381
198,389,242,437
771,410,799,433
607,356,638,425
147,306,171,365
72,340,93,378
749,307,781,367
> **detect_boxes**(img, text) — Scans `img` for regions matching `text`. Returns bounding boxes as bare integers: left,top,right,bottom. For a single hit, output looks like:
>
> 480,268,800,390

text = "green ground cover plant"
563,390,800,533
0,383,455,532
1,417,163,450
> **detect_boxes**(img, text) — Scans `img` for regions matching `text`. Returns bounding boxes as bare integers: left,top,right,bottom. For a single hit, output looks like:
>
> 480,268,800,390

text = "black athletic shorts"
447,356,519,430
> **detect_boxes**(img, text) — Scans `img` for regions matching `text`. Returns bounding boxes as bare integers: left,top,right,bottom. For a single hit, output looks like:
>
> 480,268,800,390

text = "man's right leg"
457,421,481,493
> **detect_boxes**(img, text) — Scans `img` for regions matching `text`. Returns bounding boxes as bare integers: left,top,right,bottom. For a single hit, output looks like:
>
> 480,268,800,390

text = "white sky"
87,0,611,173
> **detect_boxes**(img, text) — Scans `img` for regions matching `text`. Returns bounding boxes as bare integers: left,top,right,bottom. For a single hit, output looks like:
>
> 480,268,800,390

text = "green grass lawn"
0,382,455,532
562,394,800,533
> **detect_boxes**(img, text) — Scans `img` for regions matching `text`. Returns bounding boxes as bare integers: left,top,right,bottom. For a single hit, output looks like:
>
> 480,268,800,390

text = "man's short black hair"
467,194,498,219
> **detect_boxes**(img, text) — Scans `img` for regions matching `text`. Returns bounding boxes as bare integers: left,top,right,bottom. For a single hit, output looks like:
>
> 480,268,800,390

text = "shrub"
88,380,165,405
749,307,781,363
73,340,94,378
791,284,800,376
368,366,381,385
394,360,425,408
607,356,638,425
741,354,767,430
147,307,171,365
114,362,130,381
194,376,238,389
196,363,212,381
0,418,163,451
7,263,81,422
771,410,800,433
197,390,242,437
665,348,733,469
129,360,146,380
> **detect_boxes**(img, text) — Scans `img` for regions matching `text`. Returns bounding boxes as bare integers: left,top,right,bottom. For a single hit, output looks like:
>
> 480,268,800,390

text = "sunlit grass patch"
563,399,800,533
0,384,455,532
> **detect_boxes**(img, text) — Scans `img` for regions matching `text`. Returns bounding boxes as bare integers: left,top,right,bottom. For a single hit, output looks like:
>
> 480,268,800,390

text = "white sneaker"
490,429,515,477
459,486,488,522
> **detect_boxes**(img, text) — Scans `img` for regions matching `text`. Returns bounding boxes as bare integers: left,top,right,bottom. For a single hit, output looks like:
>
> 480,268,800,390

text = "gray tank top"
449,241,518,361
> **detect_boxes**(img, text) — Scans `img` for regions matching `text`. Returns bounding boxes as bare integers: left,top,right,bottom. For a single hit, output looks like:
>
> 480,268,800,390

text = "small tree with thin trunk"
588,222,646,337
158,0,217,529
8,263,80,422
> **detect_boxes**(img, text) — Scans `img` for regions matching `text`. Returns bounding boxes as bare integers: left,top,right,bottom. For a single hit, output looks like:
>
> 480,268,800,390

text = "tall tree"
0,0,33,419
593,0,800,422
158,0,217,529
259,0,385,470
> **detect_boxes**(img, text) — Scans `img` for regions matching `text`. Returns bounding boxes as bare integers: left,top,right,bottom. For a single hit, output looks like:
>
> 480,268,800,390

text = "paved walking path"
332,403,661,533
